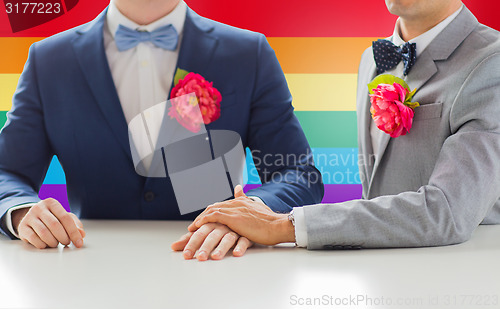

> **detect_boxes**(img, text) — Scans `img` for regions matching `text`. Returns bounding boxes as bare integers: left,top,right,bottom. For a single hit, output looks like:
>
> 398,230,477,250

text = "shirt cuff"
5,203,35,239
293,207,308,247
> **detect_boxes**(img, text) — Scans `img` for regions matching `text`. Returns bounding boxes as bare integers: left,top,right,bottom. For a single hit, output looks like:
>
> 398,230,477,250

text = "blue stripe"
312,148,361,184
245,147,360,185
42,148,362,185
42,156,66,184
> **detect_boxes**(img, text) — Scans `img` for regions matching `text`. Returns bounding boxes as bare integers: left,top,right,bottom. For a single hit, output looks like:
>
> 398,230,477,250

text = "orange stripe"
0,38,44,74
268,37,378,74
1,37,378,74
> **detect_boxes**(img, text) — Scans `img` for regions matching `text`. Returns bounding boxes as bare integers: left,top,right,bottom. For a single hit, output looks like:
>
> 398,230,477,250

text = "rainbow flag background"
1,0,499,210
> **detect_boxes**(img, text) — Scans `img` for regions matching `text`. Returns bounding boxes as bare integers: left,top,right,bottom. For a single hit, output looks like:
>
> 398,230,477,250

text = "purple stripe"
39,184,70,212
244,184,362,204
40,184,363,213
321,184,362,203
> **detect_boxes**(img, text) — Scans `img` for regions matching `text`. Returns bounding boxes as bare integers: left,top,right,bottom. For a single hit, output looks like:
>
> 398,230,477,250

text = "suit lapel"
406,6,477,94
144,8,218,188
405,50,438,94
367,49,440,195
151,8,218,156
72,8,132,161
169,8,218,99
358,58,377,191
357,46,392,196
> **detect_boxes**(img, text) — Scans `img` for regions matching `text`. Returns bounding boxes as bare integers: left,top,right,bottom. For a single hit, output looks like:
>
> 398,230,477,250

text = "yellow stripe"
0,73,358,112
0,74,20,111
286,74,357,111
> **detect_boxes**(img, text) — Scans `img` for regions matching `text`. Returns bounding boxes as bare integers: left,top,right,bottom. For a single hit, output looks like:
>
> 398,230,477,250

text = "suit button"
144,191,155,202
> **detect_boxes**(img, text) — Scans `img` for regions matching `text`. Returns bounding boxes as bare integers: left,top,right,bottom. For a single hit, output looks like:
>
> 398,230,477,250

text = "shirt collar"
392,5,463,57
107,0,187,38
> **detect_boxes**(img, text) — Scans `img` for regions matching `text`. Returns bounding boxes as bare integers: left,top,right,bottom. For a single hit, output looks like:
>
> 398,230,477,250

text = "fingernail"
75,239,83,248
212,250,220,257
183,249,192,259
234,247,241,253
198,251,208,260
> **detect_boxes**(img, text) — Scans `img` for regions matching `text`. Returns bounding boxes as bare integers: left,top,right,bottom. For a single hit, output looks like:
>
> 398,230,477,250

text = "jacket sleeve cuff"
4,203,36,239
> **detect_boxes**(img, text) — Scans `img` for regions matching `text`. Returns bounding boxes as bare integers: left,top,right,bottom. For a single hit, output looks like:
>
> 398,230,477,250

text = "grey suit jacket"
303,7,500,249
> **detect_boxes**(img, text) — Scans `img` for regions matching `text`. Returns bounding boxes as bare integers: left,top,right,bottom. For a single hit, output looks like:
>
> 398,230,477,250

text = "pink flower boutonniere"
169,69,222,133
368,74,420,138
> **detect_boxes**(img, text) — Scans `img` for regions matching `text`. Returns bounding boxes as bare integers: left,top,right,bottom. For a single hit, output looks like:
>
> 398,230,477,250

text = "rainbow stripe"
0,1,388,208
4,0,498,208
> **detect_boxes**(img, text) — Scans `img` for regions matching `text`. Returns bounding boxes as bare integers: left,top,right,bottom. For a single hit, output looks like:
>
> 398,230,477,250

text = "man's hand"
171,186,253,261
171,223,253,261
188,185,296,246
14,198,85,249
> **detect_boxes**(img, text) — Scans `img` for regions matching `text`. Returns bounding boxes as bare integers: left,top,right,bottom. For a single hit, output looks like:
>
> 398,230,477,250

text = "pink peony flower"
370,82,416,138
169,72,222,133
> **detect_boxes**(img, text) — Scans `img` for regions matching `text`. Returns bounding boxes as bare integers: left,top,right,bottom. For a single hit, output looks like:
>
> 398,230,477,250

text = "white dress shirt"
294,5,463,248
105,0,187,124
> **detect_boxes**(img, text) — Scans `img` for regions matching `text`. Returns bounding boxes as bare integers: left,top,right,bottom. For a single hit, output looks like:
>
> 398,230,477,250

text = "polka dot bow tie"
372,39,417,76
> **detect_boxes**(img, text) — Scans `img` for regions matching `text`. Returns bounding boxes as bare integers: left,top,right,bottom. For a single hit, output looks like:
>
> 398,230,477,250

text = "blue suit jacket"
0,8,323,237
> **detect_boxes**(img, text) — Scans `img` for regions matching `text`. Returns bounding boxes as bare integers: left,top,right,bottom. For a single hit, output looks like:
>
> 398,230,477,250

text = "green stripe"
294,111,358,148
0,111,357,148
0,111,6,129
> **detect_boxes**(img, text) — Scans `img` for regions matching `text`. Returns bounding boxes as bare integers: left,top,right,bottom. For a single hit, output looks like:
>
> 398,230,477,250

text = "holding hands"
171,186,254,261
190,185,296,246
172,185,296,261
171,222,253,261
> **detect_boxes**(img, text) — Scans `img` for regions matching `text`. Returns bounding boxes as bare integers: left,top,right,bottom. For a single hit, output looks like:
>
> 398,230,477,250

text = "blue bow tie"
372,39,417,76
115,24,179,52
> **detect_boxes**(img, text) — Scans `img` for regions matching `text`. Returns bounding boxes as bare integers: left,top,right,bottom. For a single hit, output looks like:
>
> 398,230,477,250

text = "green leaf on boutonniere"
368,74,419,109
406,87,417,102
405,101,420,109
368,74,410,94
173,68,190,86
405,88,419,109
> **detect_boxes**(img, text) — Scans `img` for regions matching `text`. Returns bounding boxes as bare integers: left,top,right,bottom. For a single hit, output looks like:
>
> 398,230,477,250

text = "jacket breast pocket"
413,102,443,121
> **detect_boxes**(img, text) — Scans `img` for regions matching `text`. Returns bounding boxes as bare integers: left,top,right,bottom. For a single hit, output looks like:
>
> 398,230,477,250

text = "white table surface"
0,221,499,309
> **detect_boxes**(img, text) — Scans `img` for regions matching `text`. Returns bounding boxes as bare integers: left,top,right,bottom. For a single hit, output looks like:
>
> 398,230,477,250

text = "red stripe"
187,0,500,36
1,0,499,37
187,0,397,37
